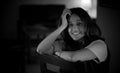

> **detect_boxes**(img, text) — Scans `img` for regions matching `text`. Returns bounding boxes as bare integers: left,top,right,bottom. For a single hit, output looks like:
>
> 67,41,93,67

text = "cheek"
78,26,86,34
68,28,73,37
68,28,72,34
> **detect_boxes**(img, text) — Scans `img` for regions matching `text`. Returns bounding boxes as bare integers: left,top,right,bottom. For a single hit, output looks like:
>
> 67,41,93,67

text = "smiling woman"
36,7,110,73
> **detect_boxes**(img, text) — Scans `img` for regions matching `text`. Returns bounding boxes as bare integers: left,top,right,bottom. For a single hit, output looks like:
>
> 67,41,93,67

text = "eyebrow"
69,20,83,24
76,19,83,22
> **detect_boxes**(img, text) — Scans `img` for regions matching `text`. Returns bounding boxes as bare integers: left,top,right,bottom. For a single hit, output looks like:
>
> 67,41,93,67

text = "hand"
61,9,71,28
55,51,72,61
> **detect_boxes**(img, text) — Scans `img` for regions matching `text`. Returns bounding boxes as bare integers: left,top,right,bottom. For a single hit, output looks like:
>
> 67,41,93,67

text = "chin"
72,35,84,41
72,37,82,41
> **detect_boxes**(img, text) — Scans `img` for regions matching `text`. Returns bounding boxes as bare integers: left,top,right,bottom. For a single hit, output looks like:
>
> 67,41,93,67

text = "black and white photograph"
1,0,120,73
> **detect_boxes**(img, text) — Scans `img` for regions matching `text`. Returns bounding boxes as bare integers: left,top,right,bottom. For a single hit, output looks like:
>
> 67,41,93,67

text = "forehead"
69,14,81,22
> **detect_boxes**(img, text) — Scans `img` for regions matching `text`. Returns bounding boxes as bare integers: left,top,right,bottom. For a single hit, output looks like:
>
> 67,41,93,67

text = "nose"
73,26,79,30
72,26,79,33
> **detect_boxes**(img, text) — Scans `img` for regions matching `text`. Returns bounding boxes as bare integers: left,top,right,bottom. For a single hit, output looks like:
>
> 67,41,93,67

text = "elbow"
36,49,41,54
36,46,49,54
36,47,43,54
36,49,40,53
36,44,47,54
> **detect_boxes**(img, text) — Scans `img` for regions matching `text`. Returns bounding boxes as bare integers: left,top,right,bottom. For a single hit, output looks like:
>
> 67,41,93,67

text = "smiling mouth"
72,32,81,35
72,33,81,37
73,33,79,35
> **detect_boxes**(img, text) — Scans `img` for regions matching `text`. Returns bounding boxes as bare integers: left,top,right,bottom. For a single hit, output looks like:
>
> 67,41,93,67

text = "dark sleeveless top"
59,36,111,73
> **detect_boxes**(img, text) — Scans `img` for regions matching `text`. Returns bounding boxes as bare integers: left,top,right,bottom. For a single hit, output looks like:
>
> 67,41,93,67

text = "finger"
62,8,71,15
55,52,60,56
65,9,71,14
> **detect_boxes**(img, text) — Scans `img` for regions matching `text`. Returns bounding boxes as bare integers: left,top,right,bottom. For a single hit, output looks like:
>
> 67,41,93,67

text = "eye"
77,23,81,26
69,23,73,26
77,22,84,26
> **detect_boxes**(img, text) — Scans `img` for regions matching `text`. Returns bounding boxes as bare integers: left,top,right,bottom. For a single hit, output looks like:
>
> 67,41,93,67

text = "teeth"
73,32,79,35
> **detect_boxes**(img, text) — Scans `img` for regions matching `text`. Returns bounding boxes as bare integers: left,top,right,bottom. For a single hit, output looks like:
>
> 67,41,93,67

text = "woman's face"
68,14,86,41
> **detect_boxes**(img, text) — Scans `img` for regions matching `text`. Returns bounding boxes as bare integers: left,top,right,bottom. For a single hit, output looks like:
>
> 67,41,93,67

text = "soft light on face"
68,14,86,41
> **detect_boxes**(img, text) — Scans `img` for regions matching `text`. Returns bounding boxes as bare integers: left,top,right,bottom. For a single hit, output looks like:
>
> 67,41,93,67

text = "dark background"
1,0,120,73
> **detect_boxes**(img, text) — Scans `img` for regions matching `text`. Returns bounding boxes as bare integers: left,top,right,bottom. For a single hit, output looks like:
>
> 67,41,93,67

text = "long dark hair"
58,7,102,51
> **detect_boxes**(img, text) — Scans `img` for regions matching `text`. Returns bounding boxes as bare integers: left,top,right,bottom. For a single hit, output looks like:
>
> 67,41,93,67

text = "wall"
97,6,120,73
2,0,96,39
2,0,70,39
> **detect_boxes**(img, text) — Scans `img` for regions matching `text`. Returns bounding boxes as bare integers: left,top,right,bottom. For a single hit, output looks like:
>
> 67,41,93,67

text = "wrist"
60,24,67,29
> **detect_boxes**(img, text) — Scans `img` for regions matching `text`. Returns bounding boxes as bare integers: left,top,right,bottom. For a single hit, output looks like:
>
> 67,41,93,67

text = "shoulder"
86,39,107,53
86,39,108,62
85,35,106,48
87,40,106,47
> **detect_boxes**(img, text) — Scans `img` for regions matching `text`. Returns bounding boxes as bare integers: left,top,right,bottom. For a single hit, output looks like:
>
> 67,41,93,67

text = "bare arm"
37,9,71,54
71,48,97,62
55,49,96,62
55,40,107,62
36,25,65,54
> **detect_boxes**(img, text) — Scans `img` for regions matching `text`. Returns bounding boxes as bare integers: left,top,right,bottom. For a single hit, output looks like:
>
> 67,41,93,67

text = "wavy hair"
57,7,102,51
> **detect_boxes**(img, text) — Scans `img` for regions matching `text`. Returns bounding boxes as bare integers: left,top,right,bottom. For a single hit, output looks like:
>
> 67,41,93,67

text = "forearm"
71,48,97,62
55,48,97,62
37,26,65,54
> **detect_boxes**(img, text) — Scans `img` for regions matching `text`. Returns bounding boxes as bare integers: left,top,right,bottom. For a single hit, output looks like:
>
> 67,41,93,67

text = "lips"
72,30,82,34
72,32,80,35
